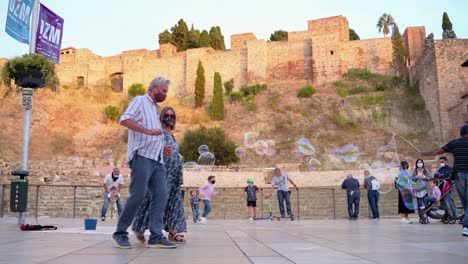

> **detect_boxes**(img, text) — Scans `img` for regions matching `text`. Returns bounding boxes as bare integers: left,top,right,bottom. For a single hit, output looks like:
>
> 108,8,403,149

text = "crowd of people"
106,75,468,249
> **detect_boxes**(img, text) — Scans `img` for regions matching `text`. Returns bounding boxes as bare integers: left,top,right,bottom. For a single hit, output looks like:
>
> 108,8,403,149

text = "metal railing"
0,183,401,220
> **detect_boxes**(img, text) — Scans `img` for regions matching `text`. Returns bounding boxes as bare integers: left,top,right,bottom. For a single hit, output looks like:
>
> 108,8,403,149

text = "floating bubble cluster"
235,147,246,158
198,144,210,155
197,152,215,169
264,140,276,156
183,162,199,169
308,158,322,171
295,138,315,156
254,140,268,155
244,132,259,148
329,144,359,163
103,148,112,160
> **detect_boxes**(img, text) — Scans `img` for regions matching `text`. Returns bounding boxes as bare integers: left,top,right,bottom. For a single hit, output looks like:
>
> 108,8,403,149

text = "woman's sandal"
169,232,186,243
133,231,146,243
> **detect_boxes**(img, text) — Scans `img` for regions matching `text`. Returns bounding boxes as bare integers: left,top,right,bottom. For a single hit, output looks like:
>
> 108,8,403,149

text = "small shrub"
244,101,257,111
104,105,121,122
240,84,267,97
372,109,379,121
336,87,348,97
229,91,242,103
354,94,398,107
205,103,213,119
127,83,146,98
343,68,374,80
51,131,72,153
223,79,234,95
297,84,316,98
411,96,426,110
334,80,350,88
348,85,368,95
267,92,280,109
192,113,211,125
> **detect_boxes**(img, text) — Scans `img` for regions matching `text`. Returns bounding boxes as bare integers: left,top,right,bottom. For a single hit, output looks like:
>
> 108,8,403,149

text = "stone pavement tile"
140,244,244,258
249,256,294,264
235,242,281,257
362,251,468,264
43,254,138,264
269,242,374,264
404,241,468,257
129,256,250,264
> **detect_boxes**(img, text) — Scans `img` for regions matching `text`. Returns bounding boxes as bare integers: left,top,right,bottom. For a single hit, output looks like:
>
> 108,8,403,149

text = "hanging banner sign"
35,3,64,63
5,0,34,44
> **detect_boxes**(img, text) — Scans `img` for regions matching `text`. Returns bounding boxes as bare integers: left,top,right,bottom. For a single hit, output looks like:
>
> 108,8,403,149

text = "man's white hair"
148,76,171,91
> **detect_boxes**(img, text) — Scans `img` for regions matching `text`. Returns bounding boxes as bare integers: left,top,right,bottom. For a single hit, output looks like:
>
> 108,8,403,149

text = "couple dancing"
112,76,185,249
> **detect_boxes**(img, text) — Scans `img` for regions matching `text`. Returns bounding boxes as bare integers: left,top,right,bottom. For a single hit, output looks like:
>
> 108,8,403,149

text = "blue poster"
35,4,64,63
5,0,35,44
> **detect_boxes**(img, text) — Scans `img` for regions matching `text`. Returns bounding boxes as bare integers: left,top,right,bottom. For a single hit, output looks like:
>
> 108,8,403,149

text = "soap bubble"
235,147,246,158
358,163,370,171
183,162,199,169
370,161,398,194
329,144,359,163
254,140,268,155
198,145,210,155
308,158,322,171
244,132,259,148
295,138,315,156
264,140,276,156
103,148,112,160
197,152,215,170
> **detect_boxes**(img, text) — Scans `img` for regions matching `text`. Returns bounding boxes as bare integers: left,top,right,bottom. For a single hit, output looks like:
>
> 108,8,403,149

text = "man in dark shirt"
341,174,360,220
420,124,468,236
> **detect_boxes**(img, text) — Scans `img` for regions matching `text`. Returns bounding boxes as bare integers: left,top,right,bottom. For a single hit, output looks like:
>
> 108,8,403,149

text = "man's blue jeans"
101,191,122,217
367,190,380,219
347,191,360,218
202,200,212,217
423,196,437,208
114,155,167,242
454,172,468,228
277,190,293,217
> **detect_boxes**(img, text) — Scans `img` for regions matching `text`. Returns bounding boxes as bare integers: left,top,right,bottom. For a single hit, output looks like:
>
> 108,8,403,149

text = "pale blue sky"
1,0,467,59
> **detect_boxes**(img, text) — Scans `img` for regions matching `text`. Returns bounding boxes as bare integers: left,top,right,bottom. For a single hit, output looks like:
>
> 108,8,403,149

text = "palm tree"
377,13,395,37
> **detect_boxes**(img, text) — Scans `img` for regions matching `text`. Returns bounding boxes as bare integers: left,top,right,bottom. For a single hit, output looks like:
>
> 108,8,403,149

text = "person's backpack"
371,178,380,191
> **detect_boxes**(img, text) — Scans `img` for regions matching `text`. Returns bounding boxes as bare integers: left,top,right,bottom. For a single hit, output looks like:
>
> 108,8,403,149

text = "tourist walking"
341,174,360,220
101,167,124,221
363,170,380,220
199,175,219,224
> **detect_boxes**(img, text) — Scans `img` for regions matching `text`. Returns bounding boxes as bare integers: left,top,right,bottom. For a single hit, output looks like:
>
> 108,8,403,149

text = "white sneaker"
400,218,408,223
249,217,254,221
406,218,413,224
463,227,468,237
199,217,207,224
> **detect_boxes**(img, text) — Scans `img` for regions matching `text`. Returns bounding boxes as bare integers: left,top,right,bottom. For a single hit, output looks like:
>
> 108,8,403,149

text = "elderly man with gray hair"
112,76,177,249
341,174,360,220
363,170,380,220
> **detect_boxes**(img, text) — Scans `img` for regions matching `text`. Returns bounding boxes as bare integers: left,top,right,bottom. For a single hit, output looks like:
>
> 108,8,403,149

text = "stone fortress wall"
56,16,394,97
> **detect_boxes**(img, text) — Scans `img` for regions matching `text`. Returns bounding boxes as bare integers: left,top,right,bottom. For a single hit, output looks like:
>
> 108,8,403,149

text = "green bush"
240,84,267,97
51,131,72,153
348,85,368,95
179,126,239,165
266,92,280,109
353,94,398,107
205,103,213,119
127,83,146,98
343,68,374,80
229,91,242,103
104,105,121,122
336,87,348,97
297,84,316,98
411,96,426,110
334,80,350,88
223,79,234,95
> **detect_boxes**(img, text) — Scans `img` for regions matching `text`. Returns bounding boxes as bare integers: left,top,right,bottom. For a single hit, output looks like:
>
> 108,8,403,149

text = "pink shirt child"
432,186,441,201
199,183,219,201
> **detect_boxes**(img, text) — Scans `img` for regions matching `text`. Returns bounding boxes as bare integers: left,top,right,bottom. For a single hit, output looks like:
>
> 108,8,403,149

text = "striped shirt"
119,94,164,164
442,137,468,172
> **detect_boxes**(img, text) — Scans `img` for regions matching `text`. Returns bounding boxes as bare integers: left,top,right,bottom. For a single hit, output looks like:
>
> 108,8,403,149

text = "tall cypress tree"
195,61,205,107
212,72,224,120
199,30,211,47
442,12,457,39
171,19,189,51
187,25,200,49
209,26,226,50
158,29,174,45
391,25,408,78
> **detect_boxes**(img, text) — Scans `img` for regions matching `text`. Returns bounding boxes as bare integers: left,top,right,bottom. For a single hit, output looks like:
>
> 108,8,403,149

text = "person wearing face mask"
113,76,176,249
198,175,220,224
132,106,187,244
395,161,415,224
411,159,432,215
434,157,457,221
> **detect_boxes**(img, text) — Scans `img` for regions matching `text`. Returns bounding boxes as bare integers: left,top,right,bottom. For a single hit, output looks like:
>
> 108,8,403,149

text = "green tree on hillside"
195,61,205,107
442,12,457,39
212,72,224,120
158,29,174,45
349,28,360,40
377,13,395,37
391,25,408,78
269,30,288,41
187,25,200,49
199,30,211,47
179,126,238,165
209,26,226,50
171,19,189,51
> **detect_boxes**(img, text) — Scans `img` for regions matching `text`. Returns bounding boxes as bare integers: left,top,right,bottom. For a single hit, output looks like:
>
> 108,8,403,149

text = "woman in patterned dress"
132,106,187,243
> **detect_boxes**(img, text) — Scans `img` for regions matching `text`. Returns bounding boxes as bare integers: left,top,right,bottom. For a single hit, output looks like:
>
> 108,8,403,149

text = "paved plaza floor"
0,216,467,264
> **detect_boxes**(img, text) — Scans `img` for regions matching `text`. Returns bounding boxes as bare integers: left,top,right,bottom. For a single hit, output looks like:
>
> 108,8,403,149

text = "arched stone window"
77,76,85,87
110,73,124,92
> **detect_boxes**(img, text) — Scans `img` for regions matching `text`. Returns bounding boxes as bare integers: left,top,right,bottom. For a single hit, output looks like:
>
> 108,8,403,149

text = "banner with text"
35,3,64,63
5,0,34,44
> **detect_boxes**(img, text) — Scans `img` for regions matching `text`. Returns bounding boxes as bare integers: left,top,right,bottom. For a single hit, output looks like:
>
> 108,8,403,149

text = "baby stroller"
419,180,456,224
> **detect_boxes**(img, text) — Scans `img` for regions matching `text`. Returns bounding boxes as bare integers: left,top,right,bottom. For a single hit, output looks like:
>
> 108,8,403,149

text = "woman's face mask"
162,114,175,127
417,162,423,168
439,162,445,167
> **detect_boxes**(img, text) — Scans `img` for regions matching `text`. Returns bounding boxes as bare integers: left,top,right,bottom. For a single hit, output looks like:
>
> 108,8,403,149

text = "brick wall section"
404,27,426,67
410,44,441,138
433,39,468,140
340,38,394,76
449,95,468,138
231,33,257,51
308,16,349,42
311,33,342,85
